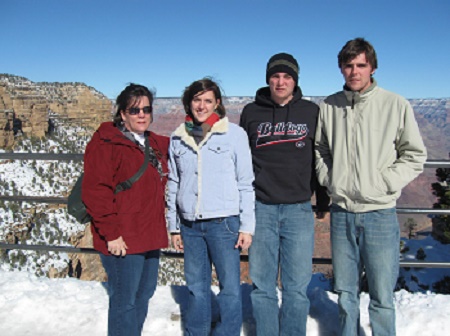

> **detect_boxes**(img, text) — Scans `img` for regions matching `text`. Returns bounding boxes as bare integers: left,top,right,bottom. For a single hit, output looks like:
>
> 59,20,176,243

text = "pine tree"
404,218,418,239
431,152,450,244
416,247,427,260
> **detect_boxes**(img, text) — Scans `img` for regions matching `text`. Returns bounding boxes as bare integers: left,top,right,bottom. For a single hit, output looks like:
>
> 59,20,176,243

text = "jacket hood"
95,122,137,147
254,85,303,107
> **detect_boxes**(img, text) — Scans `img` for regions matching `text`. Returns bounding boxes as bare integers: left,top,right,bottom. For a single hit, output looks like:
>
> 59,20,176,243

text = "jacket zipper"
350,94,358,202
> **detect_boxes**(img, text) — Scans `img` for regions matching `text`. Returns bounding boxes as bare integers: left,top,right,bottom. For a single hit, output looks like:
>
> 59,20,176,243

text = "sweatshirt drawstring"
270,105,276,136
284,104,291,135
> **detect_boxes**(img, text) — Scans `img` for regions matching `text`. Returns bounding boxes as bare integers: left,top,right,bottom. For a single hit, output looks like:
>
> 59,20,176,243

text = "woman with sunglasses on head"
167,78,255,336
82,83,169,336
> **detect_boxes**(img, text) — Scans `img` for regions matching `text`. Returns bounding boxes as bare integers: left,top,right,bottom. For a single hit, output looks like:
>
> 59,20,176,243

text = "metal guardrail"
0,196,68,203
1,243,449,268
1,153,449,167
1,194,450,216
1,152,449,268
0,153,84,160
1,193,449,217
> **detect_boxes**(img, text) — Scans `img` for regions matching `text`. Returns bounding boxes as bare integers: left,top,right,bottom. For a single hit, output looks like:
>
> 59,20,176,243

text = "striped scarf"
185,112,220,144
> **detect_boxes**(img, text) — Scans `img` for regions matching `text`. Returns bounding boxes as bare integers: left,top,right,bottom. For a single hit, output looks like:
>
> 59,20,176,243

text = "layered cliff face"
0,74,113,148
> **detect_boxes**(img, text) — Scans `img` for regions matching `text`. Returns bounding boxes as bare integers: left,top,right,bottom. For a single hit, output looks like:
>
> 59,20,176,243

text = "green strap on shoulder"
114,136,150,194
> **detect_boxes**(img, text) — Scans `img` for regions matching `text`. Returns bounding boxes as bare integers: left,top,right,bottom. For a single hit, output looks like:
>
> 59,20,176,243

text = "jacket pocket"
207,143,232,156
119,213,141,237
373,170,389,195
224,216,240,235
206,143,234,173
357,171,396,204
205,143,238,203
173,146,189,173
115,187,142,214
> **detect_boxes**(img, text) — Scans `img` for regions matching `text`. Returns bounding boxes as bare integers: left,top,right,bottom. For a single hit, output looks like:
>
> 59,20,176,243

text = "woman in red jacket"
82,84,169,336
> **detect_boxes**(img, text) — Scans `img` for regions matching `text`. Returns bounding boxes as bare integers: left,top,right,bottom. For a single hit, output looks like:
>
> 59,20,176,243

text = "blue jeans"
331,205,399,336
249,201,314,336
181,216,242,336
101,250,160,336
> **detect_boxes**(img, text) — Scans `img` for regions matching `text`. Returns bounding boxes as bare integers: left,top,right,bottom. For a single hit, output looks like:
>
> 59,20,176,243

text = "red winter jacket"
82,122,169,255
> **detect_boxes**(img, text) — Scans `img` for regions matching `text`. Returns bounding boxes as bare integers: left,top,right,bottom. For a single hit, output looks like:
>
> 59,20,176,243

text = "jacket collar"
174,117,229,151
96,122,136,146
343,79,378,105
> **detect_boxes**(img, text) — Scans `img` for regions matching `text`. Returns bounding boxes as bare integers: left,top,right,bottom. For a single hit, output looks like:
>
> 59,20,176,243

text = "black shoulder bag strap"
114,135,150,194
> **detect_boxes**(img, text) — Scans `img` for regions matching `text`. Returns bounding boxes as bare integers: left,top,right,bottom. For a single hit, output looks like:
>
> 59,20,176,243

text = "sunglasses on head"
126,106,152,115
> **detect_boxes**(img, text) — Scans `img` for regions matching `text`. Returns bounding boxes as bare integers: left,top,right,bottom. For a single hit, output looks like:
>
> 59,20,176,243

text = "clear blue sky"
1,0,449,99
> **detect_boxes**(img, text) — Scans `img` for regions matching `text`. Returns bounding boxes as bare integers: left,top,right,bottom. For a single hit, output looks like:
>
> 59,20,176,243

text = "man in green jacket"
315,38,427,336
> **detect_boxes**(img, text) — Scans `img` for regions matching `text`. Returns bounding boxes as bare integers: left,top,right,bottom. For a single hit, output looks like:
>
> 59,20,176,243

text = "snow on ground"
400,234,450,292
0,270,448,336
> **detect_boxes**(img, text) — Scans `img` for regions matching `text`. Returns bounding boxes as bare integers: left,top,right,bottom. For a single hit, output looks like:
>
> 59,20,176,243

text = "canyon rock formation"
0,74,113,148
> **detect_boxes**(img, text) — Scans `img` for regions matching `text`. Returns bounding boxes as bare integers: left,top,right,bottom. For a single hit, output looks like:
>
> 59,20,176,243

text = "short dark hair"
182,78,226,118
338,37,378,70
113,83,154,125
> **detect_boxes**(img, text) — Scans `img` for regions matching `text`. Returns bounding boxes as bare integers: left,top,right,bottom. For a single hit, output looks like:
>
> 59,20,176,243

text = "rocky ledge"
0,74,113,148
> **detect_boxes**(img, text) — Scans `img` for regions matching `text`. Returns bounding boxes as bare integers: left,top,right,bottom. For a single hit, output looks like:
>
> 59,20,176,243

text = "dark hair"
113,83,154,124
182,78,226,118
338,38,378,70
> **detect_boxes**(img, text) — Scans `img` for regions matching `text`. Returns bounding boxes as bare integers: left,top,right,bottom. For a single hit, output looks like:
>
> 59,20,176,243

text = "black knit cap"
266,52,299,85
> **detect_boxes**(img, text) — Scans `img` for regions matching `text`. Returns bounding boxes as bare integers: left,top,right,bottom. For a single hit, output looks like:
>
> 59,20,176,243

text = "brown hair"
338,37,378,70
182,78,226,118
113,83,154,125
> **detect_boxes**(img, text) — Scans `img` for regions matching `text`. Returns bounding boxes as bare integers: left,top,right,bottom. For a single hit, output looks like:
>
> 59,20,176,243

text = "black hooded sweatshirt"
240,86,329,209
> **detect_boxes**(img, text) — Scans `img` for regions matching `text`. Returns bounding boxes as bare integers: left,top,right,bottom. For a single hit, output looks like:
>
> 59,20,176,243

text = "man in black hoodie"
240,53,329,336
